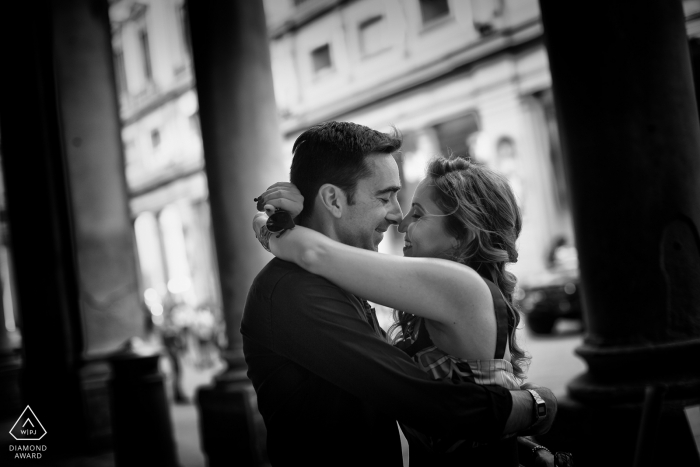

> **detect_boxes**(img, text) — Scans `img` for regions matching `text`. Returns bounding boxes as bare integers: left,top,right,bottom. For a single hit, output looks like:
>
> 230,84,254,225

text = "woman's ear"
317,184,347,219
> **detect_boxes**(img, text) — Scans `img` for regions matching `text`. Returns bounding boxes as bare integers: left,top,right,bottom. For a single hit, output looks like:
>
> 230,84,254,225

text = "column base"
0,352,21,420
79,360,114,453
569,338,700,403
196,363,268,467
536,393,700,467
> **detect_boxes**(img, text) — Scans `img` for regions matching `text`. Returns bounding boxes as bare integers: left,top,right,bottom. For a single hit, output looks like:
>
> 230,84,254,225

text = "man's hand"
256,182,304,219
520,383,557,436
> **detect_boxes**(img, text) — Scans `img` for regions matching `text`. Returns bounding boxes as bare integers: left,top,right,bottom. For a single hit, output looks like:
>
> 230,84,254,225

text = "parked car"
516,239,584,335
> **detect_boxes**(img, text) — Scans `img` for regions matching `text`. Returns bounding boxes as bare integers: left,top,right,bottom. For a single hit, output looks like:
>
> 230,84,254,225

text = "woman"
254,156,544,466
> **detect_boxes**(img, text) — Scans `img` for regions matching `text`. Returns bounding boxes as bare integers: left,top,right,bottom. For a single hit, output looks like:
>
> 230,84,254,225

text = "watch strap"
526,388,547,417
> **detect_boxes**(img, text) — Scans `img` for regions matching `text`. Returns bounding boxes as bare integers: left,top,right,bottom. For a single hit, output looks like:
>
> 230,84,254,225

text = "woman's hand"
256,182,304,219
253,212,268,236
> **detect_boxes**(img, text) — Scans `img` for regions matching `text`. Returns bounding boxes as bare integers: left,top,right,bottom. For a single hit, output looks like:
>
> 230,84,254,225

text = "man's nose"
398,214,410,233
386,197,403,225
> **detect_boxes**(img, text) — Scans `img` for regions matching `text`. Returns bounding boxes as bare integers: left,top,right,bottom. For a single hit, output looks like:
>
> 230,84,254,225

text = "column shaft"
0,1,85,455
540,0,700,391
0,0,150,458
187,1,285,465
537,1,700,464
186,0,285,366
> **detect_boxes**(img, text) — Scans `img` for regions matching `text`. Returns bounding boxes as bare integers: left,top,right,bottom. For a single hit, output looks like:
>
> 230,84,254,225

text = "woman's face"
398,177,459,259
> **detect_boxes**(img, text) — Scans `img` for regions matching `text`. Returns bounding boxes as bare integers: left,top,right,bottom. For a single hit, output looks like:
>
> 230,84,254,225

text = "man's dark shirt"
241,259,513,466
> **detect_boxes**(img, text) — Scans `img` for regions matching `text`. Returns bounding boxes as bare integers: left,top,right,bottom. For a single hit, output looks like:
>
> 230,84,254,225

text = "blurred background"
103,0,585,339
1,0,700,466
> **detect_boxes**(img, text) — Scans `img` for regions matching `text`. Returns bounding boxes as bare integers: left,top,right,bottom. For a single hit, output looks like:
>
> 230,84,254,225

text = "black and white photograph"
0,0,699,466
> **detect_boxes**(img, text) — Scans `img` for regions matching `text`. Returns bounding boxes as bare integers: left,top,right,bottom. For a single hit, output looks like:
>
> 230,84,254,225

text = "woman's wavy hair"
389,156,530,380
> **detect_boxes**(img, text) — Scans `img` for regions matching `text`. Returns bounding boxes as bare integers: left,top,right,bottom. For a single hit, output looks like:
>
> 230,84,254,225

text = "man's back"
242,259,402,466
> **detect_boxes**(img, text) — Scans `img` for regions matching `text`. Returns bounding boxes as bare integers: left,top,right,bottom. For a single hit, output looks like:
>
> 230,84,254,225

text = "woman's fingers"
265,198,303,216
265,182,297,191
259,184,303,201
255,182,304,217
264,189,304,204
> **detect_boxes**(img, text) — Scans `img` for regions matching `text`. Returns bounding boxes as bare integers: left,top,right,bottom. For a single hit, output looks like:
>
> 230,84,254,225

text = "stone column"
51,0,158,455
186,1,285,465
537,1,700,465
0,2,85,456
0,0,151,458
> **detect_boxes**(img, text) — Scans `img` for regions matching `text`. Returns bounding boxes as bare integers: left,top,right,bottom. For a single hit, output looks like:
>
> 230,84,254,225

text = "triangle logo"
9,406,47,441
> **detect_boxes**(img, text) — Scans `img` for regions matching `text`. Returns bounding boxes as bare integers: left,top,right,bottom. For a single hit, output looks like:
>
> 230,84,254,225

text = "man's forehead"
364,153,401,190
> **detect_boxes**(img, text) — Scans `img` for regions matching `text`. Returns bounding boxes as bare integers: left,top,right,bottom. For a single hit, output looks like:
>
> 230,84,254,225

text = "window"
311,44,332,73
538,90,570,212
433,113,480,159
138,27,153,81
471,0,503,36
419,0,450,25
359,16,387,57
178,5,192,60
151,129,161,148
189,112,201,138
114,48,128,95
124,139,137,166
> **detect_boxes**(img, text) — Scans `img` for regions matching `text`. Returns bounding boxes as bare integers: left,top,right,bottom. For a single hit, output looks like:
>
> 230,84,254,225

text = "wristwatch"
526,388,547,421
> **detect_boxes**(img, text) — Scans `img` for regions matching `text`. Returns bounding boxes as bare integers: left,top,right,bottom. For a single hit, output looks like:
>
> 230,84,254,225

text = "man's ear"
317,184,347,219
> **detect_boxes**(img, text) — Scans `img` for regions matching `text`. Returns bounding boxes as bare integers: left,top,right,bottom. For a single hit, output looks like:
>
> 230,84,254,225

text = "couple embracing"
242,121,567,466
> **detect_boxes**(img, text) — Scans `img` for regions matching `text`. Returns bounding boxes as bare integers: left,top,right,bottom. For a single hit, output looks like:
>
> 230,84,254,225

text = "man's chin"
372,234,384,251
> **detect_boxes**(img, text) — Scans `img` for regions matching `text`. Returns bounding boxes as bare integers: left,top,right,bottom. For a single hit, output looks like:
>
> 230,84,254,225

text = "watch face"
537,404,547,416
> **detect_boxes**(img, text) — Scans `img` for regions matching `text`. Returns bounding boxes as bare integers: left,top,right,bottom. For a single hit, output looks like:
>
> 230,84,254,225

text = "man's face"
336,153,403,251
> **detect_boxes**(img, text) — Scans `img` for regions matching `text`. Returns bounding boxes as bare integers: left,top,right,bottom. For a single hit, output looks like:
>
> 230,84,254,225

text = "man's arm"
264,270,552,441
506,386,557,435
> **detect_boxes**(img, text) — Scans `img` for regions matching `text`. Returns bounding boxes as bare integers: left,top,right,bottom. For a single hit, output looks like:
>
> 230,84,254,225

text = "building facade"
105,0,700,327
266,0,576,288
109,0,220,323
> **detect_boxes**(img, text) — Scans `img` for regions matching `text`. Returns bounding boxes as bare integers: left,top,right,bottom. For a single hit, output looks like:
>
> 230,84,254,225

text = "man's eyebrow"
375,186,401,196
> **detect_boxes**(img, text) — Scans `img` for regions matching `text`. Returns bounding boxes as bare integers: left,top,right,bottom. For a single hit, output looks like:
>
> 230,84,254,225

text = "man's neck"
300,213,340,242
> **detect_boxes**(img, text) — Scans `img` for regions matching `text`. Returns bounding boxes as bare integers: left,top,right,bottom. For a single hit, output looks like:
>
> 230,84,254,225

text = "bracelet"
266,210,295,236
532,445,551,455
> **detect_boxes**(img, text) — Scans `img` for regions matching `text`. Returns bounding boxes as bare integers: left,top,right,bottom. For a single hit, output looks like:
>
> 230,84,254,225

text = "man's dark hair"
290,121,402,222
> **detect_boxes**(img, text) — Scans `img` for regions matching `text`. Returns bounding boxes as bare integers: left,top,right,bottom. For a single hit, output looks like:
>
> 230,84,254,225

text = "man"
242,121,556,466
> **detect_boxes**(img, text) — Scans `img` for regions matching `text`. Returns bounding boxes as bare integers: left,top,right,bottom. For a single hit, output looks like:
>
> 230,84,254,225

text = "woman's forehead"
412,179,444,212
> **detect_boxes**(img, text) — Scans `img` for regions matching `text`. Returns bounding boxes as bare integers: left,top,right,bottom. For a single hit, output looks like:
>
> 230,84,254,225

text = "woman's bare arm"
255,214,490,326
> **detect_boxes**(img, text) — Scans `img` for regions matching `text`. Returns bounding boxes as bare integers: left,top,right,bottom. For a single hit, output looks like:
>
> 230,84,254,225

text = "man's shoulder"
251,258,343,297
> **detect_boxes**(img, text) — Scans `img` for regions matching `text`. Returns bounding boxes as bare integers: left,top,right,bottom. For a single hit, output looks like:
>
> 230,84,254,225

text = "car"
515,241,584,335
516,278,582,335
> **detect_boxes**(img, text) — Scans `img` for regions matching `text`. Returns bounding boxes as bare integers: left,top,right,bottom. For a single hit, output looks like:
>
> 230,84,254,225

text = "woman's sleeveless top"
401,278,520,390
396,278,520,466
